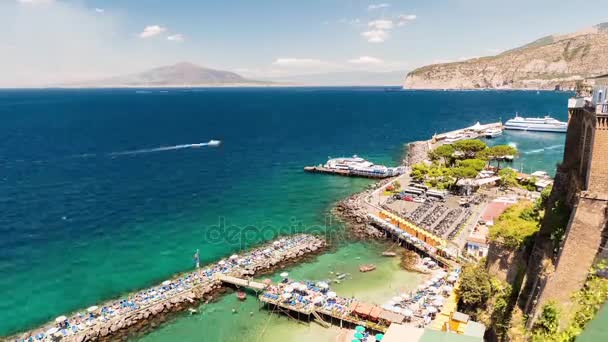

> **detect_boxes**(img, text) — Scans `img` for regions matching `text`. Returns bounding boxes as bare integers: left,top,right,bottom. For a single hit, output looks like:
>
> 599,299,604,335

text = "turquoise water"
0,88,570,337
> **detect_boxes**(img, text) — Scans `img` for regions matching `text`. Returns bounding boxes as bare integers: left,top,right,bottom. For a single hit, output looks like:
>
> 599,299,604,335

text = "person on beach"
193,249,200,268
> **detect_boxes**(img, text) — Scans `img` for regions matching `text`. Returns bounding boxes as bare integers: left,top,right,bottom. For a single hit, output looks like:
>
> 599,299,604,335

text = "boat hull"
504,125,567,133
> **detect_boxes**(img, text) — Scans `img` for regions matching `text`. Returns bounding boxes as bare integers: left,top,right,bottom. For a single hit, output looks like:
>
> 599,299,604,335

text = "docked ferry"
321,155,405,178
504,114,567,133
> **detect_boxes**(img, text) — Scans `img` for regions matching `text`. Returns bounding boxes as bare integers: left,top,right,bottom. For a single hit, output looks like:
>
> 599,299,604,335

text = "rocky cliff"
404,23,608,90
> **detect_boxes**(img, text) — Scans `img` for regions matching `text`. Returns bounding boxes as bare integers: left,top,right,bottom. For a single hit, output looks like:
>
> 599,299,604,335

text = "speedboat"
208,140,222,146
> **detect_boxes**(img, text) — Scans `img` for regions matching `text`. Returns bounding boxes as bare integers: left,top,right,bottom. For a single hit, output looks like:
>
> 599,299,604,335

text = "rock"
100,327,109,337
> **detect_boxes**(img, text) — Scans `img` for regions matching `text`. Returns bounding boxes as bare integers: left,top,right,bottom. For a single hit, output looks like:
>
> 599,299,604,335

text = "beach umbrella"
391,307,402,314
355,325,366,333
433,298,444,307
263,278,272,285
284,286,294,293
263,249,272,254
447,276,457,283
313,297,324,304
87,306,99,313
280,238,286,243
280,272,289,278
354,332,364,339
385,300,395,307
375,333,385,341
402,308,413,317
230,254,238,260
46,327,59,335
392,296,402,302
55,315,67,324
425,280,434,287
273,241,281,247
449,271,459,277
238,258,246,264
429,287,440,294
291,282,302,289
427,306,438,314
401,293,410,301
162,280,171,286
423,257,431,262
443,285,453,293
327,291,337,298
218,260,226,266
282,293,292,299
417,285,426,291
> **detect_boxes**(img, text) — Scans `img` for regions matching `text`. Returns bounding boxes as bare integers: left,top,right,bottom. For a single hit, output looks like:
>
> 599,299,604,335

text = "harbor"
304,156,406,179
9,235,326,342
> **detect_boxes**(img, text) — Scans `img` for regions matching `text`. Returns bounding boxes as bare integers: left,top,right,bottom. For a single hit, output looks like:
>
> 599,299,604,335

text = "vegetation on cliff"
457,263,514,340
530,268,608,342
488,202,541,249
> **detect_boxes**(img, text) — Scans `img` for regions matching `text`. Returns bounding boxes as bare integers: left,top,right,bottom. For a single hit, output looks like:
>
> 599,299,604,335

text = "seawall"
8,235,327,342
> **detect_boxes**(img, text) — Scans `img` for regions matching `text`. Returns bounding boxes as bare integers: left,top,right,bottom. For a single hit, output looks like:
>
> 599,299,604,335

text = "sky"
0,0,606,86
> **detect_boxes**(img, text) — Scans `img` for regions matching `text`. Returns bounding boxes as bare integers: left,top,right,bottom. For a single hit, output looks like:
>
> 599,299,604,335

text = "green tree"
457,158,486,172
452,166,479,188
498,168,519,189
453,139,488,158
410,163,429,182
480,145,518,169
429,144,455,166
457,264,493,313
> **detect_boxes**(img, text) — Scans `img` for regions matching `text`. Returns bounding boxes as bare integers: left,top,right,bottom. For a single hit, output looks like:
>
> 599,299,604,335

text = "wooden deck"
214,274,267,291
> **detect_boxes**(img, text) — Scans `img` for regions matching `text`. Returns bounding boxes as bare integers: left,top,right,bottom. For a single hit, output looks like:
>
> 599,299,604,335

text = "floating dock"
304,166,393,179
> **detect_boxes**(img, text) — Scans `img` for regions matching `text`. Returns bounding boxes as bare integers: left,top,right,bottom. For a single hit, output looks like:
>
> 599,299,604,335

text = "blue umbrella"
375,333,385,341
354,332,364,339
355,325,366,333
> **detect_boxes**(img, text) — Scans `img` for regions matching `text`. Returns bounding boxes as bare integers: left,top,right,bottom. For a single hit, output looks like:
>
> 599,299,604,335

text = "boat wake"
523,144,563,155
109,140,221,156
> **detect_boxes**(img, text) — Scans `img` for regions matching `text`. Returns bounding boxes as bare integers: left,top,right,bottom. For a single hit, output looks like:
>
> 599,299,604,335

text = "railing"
596,103,608,115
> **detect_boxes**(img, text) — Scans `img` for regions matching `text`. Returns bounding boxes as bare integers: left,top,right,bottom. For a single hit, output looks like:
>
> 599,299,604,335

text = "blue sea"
0,88,570,337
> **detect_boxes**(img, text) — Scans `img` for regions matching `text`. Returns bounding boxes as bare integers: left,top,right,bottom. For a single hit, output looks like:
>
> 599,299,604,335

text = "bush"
488,202,540,249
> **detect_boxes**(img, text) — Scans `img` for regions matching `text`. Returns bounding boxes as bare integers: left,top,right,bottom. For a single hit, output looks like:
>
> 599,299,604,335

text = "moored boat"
504,114,567,133
359,264,377,272
382,251,397,257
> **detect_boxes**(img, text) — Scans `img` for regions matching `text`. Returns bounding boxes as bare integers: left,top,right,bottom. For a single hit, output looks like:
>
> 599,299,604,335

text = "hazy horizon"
1,0,607,87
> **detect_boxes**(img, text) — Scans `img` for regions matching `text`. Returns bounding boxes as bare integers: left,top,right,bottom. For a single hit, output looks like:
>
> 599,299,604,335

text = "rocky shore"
10,235,326,342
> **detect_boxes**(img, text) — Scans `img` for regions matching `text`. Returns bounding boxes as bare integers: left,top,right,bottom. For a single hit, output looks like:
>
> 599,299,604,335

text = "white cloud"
368,19,394,30
94,8,104,13
396,14,417,26
167,34,185,42
368,3,390,10
139,25,166,38
272,58,327,67
338,18,361,25
348,56,384,65
361,29,388,43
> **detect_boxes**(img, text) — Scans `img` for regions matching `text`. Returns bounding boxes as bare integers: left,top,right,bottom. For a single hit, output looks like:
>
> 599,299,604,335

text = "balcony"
596,103,608,115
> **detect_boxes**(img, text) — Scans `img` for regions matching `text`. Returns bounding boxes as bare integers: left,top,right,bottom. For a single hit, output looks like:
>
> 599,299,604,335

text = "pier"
11,235,326,342
215,274,267,291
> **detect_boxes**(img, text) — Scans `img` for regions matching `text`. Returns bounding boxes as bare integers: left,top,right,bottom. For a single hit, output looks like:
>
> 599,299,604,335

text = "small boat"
484,128,503,138
336,273,347,280
382,252,397,257
208,140,222,147
188,308,198,315
236,291,247,301
359,264,377,273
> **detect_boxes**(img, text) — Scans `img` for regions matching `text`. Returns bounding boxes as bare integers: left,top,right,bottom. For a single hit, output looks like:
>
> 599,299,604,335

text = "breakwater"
8,235,326,342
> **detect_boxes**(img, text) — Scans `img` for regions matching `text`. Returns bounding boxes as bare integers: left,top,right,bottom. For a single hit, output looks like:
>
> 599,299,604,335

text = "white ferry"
324,155,405,178
504,114,567,133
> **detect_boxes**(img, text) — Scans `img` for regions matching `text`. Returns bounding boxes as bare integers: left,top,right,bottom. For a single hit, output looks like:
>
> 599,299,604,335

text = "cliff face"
404,23,608,90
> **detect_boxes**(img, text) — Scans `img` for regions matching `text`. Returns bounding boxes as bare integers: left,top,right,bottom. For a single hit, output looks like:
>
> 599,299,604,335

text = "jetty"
305,155,406,179
11,234,326,342
257,271,461,334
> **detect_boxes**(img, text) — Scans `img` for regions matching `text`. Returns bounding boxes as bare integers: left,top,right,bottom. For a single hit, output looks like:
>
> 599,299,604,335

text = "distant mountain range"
73,62,268,87
404,23,608,90
263,70,407,86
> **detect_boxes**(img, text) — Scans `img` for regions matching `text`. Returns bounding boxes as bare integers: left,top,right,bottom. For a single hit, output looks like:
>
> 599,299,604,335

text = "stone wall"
530,195,608,324
405,140,430,167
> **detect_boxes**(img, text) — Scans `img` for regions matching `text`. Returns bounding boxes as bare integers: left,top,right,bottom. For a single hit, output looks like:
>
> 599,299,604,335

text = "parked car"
413,197,425,203
403,196,413,202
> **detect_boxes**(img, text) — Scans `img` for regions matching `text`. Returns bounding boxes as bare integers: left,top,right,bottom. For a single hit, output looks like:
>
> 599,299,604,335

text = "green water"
136,242,424,342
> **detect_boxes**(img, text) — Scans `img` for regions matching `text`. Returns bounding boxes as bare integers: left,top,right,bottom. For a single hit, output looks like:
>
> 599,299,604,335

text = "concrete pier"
11,234,326,342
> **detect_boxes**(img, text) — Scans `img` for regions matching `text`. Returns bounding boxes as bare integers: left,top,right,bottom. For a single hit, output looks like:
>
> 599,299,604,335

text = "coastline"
7,235,326,342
